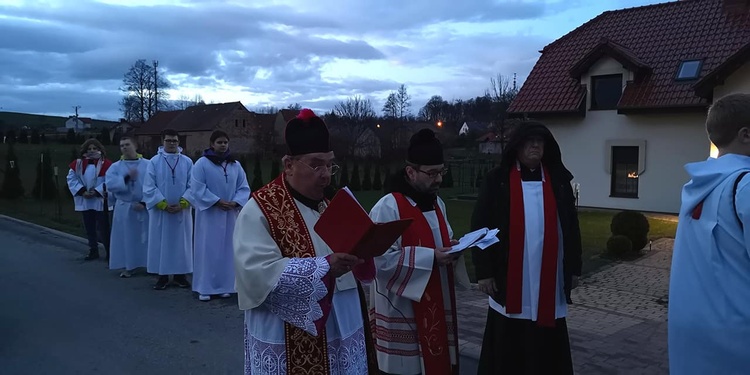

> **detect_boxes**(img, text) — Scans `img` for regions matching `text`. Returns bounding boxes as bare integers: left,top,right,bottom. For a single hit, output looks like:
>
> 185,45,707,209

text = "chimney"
723,0,750,14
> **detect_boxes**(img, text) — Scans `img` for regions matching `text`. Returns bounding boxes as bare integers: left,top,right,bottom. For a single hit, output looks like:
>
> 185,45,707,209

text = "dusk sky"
1,0,670,121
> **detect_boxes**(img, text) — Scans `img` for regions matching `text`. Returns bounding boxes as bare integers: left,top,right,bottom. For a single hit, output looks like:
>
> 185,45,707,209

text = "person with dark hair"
143,128,194,290
233,109,378,374
105,135,150,277
669,93,750,374
368,128,469,375
188,130,250,301
471,121,581,374
66,138,113,261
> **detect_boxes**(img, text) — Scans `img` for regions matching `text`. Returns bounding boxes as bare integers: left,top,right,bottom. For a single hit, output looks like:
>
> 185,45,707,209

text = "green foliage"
362,163,372,191
32,149,57,200
1,143,24,199
441,164,454,187
339,161,349,188
251,157,264,190
611,210,650,252
606,235,633,257
270,159,280,180
372,165,382,191
350,162,361,191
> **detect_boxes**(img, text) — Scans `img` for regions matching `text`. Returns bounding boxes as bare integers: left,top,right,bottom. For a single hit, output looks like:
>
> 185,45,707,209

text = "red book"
314,187,413,259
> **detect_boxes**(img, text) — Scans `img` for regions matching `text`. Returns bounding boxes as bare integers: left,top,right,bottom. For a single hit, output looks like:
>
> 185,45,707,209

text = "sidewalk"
456,238,672,374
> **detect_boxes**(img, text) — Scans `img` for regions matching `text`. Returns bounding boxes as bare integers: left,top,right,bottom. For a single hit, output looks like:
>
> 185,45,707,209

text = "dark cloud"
0,0,612,120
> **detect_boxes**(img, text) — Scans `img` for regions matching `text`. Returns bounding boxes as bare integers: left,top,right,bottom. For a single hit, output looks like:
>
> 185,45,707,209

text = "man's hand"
216,200,238,211
477,278,497,296
435,246,459,266
82,190,95,199
127,169,138,179
166,204,182,214
327,253,364,278
131,202,145,211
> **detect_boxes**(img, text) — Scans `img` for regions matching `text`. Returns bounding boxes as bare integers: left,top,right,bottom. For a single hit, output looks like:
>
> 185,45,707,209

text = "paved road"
0,217,245,375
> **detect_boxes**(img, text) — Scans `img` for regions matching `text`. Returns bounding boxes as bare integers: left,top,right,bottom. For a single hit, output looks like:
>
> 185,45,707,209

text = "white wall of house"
65,118,91,131
541,57,710,213
714,62,750,99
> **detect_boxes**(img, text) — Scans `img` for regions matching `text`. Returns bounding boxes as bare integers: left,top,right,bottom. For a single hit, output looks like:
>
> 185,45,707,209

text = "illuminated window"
611,146,639,198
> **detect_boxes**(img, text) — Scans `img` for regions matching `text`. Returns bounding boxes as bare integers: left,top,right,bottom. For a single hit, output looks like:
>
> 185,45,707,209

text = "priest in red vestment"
369,128,470,375
232,108,378,375
471,121,582,374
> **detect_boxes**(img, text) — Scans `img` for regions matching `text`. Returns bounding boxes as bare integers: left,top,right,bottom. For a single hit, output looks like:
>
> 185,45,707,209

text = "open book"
447,227,500,254
314,187,413,258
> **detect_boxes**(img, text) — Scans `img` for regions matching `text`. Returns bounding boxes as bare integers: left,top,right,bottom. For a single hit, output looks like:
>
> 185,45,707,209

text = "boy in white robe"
143,128,194,290
105,135,150,278
189,130,250,301
66,138,114,261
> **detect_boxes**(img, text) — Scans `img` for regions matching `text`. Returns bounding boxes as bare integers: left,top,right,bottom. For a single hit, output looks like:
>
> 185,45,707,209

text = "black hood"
501,121,572,180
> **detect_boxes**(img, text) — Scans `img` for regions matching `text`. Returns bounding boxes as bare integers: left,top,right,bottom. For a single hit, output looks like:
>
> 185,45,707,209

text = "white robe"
233,197,370,375
489,180,568,320
143,147,194,275
105,157,150,271
368,194,471,375
66,160,113,212
189,156,250,295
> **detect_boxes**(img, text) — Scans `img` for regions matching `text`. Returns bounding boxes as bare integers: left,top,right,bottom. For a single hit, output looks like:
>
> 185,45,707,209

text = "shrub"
270,159,280,179
32,149,57,200
372,165,382,190
611,210,650,251
607,235,632,257
362,163,372,191
251,158,263,190
1,143,24,199
441,164,454,187
350,162,362,191
339,161,349,188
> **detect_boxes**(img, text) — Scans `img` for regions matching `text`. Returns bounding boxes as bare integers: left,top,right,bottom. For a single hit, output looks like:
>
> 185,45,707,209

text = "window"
611,146,639,198
676,59,702,80
591,74,622,110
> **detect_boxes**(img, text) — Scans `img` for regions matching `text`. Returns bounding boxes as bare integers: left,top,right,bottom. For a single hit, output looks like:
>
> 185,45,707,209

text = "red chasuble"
393,192,460,375
252,175,378,374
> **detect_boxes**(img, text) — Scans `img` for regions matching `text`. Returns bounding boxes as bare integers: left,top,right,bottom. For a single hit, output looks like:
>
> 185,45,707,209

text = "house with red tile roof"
135,102,260,158
508,0,750,213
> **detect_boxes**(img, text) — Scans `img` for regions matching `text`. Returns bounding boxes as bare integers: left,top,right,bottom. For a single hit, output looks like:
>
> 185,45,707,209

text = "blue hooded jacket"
669,153,750,374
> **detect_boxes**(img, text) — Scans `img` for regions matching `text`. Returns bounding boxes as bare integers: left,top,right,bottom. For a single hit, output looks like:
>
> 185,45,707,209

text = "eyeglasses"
417,168,448,179
164,139,179,143
296,160,340,175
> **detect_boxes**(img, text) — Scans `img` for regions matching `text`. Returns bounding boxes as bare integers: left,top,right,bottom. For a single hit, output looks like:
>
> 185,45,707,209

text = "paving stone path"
455,238,673,374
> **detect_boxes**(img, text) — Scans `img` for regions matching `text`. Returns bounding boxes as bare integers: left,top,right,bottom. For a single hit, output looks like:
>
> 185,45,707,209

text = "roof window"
676,59,702,80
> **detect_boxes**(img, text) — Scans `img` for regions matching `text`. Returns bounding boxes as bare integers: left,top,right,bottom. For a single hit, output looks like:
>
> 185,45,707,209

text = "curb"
0,214,103,252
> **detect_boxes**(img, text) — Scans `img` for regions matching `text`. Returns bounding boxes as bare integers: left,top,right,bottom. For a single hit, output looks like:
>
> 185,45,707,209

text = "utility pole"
153,60,159,115
73,105,81,133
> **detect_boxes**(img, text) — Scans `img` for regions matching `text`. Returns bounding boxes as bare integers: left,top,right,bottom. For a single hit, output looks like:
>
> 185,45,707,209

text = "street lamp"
437,121,443,128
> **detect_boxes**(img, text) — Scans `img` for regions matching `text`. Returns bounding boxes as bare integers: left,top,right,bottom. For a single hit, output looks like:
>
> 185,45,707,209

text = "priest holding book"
369,128,470,375
232,108,379,375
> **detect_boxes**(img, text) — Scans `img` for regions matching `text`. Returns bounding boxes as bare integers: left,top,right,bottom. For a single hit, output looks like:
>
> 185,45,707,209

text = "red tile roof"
508,0,750,115
134,110,183,135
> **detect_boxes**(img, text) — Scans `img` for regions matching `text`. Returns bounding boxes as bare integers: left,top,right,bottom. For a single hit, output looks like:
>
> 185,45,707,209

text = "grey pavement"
455,239,673,375
0,215,244,375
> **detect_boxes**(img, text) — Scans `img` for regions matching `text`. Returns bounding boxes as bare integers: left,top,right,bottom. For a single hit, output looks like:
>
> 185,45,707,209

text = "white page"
342,186,367,213
447,227,489,254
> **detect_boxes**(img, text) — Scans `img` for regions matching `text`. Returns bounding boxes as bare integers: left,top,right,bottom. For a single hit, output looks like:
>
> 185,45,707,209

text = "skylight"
676,59,702,80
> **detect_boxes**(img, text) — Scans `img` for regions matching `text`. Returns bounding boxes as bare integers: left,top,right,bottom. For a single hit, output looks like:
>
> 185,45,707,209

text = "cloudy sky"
0,0,669,121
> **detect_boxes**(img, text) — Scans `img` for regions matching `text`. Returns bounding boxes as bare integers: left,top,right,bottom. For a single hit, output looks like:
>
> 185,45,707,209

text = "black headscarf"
500,121,572,179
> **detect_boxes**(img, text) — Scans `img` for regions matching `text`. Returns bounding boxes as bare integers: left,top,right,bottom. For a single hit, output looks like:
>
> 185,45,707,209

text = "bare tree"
485,73,519,149
395,84,412,120
170,94,206,110
418,95,449,122
254,105,279,114
331,96,378,158
382,92,398,119
287,103,302,110
120,59,171,123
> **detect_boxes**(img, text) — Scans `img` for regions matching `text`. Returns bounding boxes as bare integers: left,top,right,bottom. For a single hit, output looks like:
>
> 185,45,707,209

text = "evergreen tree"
441,164,454,188
40,133,46,144
18,129,28,144
382,165,391,192
99,127,111,145
350,162,361,191
5,129,16,143
251,157,264,190
339,161,349,188
32,149,57,200
372,165,382,190
270,159,280,179
0,143,24,199
66,129,76,144
362,163,372,191
30,129,40,144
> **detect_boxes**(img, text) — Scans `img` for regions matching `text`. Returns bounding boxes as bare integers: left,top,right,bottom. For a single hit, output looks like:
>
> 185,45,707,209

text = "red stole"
69,158,112,177
507,164,560,328
252,176,378,374
393,193,459,375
